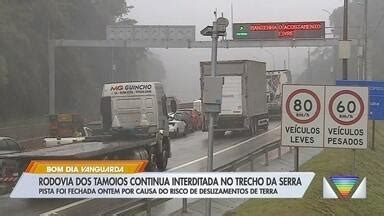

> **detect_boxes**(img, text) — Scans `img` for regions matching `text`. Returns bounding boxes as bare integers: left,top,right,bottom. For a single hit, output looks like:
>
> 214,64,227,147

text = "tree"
0,0,166,121
297,0,384,84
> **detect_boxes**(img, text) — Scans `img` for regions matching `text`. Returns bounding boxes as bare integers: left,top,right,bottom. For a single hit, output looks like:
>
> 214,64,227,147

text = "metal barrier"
109,139,282,216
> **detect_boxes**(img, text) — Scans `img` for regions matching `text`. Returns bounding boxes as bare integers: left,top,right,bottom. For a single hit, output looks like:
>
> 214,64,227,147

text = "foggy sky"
126,0,343,102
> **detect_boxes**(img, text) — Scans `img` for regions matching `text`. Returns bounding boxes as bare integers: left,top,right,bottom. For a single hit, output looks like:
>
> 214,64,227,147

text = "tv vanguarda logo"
323,176,366,199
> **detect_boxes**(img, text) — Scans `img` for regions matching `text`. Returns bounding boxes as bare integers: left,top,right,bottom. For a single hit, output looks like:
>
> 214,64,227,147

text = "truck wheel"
250,118,256,136
156,139,169,171
156,149,168,171
146,147,157,171
262,123,269,130
254,119,258,134
214,131,225,137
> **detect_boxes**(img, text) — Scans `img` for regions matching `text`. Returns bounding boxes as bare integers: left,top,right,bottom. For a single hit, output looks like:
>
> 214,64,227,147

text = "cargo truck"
266,69,292,118
1,82,171,176
200,60,269,136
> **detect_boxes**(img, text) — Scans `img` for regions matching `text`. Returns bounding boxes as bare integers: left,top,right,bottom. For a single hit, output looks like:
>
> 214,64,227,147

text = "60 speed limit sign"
324,86,368,149
282,85,368,149
282,85,324,147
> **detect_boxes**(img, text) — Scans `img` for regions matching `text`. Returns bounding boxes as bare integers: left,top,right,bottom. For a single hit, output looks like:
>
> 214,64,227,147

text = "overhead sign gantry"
49,22,345,115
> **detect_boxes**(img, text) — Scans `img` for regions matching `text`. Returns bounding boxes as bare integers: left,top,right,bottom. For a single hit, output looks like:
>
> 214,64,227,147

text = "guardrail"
107,139,283,216
0,123,48,141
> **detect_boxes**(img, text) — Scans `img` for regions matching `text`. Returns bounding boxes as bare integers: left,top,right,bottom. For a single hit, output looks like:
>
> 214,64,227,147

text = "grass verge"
230,122,384,216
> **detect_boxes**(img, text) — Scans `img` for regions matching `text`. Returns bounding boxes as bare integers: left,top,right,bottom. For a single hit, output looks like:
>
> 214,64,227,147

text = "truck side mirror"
170,100,177,113
100,96,112,130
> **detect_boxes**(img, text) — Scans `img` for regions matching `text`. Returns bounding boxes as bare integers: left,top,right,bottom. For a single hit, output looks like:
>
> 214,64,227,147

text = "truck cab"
100,82,169,137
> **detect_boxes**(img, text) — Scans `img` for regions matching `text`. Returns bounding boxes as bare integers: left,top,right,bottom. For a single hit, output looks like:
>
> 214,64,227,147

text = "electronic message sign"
233,21,325,40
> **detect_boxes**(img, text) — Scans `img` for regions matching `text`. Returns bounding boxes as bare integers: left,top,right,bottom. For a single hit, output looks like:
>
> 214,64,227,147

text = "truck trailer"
200,60,269,136
1,82,172,176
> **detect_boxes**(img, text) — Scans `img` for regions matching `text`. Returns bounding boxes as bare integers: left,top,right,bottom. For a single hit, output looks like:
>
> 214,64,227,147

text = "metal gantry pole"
372,120,376,150
342,0,349,80
307,48,312,83
48,40,56,115
342,0,357,175
206,20,218,216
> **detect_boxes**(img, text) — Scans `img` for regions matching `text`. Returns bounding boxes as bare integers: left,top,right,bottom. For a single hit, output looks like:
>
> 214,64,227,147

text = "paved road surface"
0,121,279,216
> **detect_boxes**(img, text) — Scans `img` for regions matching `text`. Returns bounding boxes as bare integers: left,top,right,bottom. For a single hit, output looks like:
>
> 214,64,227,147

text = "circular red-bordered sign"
328,90,365,125
286,89,321,124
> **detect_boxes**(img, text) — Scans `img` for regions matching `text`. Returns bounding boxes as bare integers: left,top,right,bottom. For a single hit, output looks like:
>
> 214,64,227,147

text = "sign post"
324,86,368,174
336,80,384,151
201,16,228,216
324,86,368,149
282,85,368,174
282,85,325,171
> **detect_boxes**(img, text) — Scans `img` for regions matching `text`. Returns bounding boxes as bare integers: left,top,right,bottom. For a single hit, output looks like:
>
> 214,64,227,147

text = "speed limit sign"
324,86,368,149
282,85,324,147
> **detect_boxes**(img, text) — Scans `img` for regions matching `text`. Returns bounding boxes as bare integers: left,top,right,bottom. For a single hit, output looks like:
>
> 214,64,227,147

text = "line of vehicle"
40,126,280,216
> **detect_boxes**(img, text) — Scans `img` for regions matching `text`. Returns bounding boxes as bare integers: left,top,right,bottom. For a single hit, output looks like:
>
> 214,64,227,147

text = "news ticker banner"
11,161,315,199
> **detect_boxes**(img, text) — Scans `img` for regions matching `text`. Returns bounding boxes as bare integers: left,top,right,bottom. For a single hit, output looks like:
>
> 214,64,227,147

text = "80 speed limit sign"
282,85,368,149
324,86,368,149
282,85,324,147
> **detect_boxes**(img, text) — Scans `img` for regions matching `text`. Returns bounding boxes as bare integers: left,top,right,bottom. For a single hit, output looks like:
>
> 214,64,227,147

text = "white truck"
1,82,171,175
200,60,269,136
266,69,292,118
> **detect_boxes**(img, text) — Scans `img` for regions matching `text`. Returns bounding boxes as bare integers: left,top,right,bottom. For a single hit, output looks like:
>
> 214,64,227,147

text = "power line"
371,11,384,37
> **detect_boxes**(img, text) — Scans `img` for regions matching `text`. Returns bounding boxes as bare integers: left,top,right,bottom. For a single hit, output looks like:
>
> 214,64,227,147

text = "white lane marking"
40,125,280,215
40,199,92,216
168,126,280,171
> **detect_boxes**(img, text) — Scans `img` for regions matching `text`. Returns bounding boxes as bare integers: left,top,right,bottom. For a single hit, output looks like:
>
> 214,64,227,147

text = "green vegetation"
297,0,384,84
0,0,166,122
231,122,384,215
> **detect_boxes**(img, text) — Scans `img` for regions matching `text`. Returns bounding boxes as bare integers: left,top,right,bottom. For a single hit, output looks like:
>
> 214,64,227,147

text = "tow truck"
0,82,172,178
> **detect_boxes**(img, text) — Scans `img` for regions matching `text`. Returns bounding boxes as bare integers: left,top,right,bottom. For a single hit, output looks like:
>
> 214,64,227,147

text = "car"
0,137,23,178
170,111,194,133
168,119,186,137
43,126,93,147
178,109,202,130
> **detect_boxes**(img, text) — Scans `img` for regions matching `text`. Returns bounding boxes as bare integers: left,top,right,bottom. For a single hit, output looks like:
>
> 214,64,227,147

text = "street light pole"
342,0,348,80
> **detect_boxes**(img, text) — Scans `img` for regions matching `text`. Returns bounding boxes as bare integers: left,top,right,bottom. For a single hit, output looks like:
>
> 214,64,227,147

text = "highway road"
0,121,280,216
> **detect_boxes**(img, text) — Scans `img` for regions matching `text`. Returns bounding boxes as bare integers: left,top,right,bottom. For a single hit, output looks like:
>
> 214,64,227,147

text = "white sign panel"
107,25,195,41
324,86,368,149
282,85,324,147
11,172,315,199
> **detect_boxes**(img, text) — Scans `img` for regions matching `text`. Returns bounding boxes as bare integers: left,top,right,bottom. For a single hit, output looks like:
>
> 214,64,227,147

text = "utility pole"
308,48,312,83
363,0,368,80
342,0,349,80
